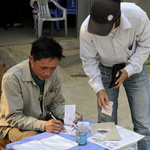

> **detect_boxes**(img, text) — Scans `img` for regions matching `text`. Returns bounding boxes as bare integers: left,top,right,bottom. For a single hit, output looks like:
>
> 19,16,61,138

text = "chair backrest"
30,0,67,37
38,0,52,17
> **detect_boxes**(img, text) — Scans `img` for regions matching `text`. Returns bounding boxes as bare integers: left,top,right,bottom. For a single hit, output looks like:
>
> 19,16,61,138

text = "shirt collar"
120,12,132,30
109,12,132,36
22,59,33,82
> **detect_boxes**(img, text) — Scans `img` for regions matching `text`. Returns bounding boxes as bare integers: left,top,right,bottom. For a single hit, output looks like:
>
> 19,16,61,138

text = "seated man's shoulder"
3,60,28,80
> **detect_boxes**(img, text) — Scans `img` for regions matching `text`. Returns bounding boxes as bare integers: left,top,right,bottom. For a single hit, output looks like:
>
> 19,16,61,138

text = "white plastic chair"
30,0,67,37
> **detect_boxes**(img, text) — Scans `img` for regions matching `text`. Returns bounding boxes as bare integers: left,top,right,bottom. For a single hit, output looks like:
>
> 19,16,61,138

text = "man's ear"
29,55,34,63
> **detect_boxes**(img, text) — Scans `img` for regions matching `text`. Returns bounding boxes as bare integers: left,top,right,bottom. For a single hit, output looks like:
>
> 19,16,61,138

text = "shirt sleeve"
124,13,150,77
80,24,105,94
1,75,46,132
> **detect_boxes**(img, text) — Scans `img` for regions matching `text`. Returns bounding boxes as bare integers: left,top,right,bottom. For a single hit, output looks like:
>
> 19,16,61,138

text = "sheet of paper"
12,135,78,150
90,122,121,141
93,129,110,140
64,105,76,126
60,125,74,134
40,135,78,149
11,140,56,150
88,125,145,150
61,122,90,136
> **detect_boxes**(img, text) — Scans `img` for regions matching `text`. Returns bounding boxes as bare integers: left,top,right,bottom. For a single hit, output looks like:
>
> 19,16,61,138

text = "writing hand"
44,119,65,133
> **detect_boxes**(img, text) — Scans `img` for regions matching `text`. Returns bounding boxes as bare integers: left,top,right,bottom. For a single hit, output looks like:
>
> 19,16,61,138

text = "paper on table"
12,135,78,150
92,129,110,140
61,122,90,135
40,135,78,149
60,125,74,134
11,140,55,150
64,105,76,126
88,125,145,150
90,122,121,141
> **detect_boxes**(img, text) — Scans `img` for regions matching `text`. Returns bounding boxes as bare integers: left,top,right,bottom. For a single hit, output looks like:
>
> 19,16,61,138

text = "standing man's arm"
80,21,109,109
124,14,150,77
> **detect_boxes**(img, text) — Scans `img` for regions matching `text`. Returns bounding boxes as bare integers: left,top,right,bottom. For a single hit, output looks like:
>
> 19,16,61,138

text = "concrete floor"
0,21,150,133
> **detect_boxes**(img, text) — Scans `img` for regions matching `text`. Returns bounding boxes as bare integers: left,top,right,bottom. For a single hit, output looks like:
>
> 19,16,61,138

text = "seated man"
0,37,82,142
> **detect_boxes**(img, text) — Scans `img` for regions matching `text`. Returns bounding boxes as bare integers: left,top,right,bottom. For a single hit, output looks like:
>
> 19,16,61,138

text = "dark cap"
88,0,121,36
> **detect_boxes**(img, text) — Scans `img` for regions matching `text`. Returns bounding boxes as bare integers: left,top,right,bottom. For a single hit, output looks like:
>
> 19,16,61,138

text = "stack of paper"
11,135,78,150
64,105,76,126
88,125,145,150
90,122,121,141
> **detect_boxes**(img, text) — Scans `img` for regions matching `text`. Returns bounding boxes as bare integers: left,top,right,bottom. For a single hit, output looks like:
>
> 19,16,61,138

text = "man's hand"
113,69,128,88
73,112,83,124
97,90,109,109
44,119,65,133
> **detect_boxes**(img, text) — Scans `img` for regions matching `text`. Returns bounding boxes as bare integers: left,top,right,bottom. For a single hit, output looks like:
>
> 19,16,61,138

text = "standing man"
0,37,81,142
80,0,150,149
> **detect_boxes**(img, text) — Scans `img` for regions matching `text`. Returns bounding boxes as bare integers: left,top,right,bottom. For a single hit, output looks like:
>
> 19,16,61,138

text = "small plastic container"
76,128,87,145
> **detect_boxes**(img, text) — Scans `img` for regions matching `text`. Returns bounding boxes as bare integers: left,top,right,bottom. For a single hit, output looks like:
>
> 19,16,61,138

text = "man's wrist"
97,89,105,95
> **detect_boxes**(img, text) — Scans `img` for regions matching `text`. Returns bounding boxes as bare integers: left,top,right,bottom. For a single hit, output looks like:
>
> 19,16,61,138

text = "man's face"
29,55,59,80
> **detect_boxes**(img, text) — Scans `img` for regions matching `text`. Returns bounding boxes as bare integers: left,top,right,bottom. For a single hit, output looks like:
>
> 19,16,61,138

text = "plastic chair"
30,0,67,37
49,0,63,31
54,0,76,30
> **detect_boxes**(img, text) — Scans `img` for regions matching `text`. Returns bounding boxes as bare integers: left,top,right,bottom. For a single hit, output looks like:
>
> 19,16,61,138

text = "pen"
73,123,79,130
50,113,57,120
50,112,67,131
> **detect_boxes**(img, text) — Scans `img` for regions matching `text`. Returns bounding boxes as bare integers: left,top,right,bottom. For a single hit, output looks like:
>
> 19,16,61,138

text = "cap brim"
88,17,114,36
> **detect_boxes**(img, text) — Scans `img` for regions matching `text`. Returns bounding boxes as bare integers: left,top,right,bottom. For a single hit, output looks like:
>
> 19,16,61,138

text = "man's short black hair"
30,36,65,61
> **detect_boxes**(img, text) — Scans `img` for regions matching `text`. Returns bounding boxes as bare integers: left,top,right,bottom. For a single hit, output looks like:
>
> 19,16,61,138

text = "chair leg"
35,28,38,37
35,19,38,37
38,20,43,38
55,21,60,31
32,9,38,37
50,22,54,36
64,20,67,37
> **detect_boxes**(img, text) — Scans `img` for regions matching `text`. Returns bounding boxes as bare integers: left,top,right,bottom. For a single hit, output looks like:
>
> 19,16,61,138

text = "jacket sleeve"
1,74,46,132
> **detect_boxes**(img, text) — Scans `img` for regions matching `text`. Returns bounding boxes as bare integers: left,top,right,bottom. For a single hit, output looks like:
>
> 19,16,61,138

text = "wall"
77,0,93,37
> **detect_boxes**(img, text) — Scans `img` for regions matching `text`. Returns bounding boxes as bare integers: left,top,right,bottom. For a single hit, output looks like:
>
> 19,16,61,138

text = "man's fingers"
45,119,65,133
97,98,108,109
97,90,109,109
